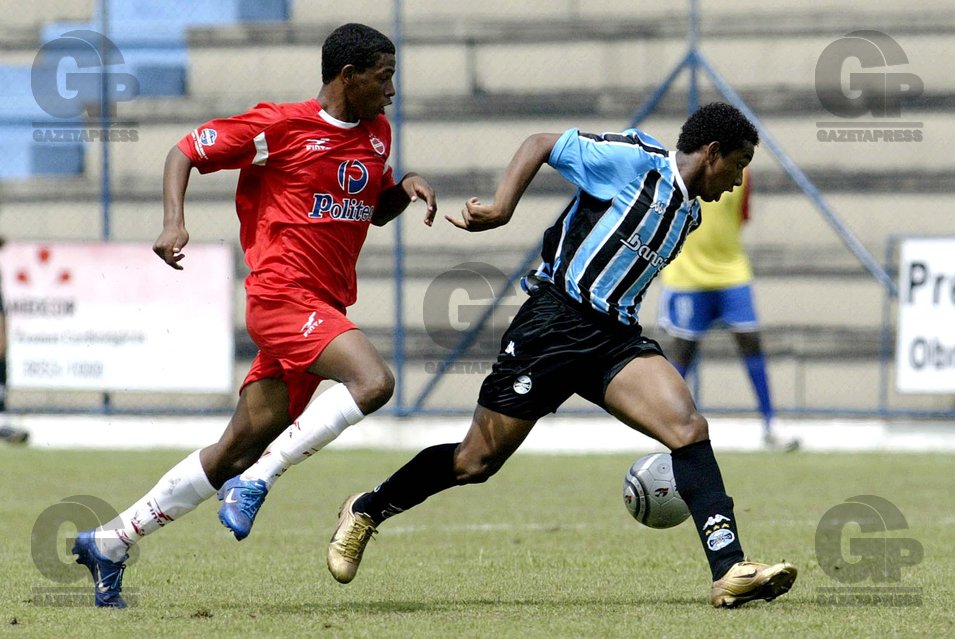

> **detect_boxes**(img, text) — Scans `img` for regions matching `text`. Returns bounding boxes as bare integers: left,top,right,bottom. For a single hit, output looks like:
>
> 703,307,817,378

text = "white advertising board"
0,242,234,393
896,237,955,393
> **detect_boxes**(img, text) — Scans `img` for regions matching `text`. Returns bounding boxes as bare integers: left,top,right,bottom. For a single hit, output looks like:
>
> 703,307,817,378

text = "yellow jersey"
661,171,753,290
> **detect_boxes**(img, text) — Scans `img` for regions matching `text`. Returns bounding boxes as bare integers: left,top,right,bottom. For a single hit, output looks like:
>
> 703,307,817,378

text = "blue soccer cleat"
72,530,128,609
217,476,269,541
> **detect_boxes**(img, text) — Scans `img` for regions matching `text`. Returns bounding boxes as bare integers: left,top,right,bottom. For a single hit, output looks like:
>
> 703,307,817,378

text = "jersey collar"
668,151,691,202
317,108,360,129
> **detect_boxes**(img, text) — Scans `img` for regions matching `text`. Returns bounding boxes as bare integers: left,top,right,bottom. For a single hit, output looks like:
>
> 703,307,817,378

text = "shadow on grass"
217,595,711,616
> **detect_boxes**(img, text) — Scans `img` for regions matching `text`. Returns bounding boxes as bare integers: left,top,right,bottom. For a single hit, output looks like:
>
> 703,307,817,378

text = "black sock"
671,439,745,580
354,443,460,525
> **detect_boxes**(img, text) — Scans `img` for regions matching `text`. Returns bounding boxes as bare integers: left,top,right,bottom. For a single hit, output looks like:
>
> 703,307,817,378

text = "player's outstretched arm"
373,173,437,227
154,146,193,270
446,133,559,232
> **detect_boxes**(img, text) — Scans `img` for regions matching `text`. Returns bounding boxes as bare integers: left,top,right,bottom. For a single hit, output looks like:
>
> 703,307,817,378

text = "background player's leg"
603,353,744,580
0,309,28,444
718,284,794,448
658,288,711,379
239,330,390,487
733,331,775,430
667,336,699,378
733,330,799,451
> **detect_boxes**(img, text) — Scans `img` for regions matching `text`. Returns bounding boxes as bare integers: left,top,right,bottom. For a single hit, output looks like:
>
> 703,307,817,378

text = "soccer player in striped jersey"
658,168,800,451
327,102,797,608
70,23,436,608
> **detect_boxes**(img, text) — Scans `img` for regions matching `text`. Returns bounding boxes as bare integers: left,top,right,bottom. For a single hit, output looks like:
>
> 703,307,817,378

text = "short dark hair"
676,102,759,155
321,23,396,84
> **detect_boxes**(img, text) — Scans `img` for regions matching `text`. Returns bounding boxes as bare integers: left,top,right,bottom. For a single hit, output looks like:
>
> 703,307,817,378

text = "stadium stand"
0,0,952,414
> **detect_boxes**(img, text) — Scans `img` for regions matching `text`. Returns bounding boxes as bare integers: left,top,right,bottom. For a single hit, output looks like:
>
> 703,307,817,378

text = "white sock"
240,383,364,488
93,449,215,562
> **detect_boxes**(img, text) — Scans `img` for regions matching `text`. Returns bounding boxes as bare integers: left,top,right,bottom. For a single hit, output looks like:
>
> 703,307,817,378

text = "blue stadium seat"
2,0,290,180
238,0,290,22
40,22,188,98
0,67,85,179
31,137,86,176
39,1,290,99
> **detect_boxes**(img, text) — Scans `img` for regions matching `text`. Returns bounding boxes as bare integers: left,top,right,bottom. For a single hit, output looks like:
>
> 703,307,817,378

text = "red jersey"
177,98,395,309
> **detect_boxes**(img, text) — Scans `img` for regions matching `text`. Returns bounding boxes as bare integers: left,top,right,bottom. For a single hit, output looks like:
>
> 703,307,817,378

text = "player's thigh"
603,353,707,450
455,404,537,481
307,329,395,414
307,328,391,385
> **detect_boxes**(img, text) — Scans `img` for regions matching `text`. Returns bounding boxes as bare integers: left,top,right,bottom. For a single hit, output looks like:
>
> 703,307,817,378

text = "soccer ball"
622,453,690,529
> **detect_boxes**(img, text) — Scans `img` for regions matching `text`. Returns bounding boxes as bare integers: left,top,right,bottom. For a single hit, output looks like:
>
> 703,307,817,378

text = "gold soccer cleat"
711,560,798,608
327,493,378,584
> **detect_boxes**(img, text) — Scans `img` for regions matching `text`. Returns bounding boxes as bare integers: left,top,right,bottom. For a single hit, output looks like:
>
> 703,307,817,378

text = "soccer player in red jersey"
71,23,436,608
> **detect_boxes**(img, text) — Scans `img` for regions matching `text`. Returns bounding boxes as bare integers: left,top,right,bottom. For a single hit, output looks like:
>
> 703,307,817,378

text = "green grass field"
2,447,952,638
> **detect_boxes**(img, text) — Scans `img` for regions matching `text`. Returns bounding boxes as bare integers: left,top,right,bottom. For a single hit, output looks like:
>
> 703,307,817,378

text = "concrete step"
342,273,886,333
48,114,946,186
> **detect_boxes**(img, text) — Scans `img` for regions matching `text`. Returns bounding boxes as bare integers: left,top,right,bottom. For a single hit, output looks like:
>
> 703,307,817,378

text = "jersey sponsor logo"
337,160,369,194
197,128,217,146
513,374,532,395
621,230,666,267
307,194,375,221
369,134,386,155
305,138,330,152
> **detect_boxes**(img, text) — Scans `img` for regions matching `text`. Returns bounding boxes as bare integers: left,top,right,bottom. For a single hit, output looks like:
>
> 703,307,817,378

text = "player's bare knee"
203,441,263,485
671,412,709,449
453,452,499,484
351,368,394,414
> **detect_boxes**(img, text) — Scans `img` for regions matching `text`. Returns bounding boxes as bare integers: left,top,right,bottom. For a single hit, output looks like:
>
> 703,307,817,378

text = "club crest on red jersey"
369,134,386,155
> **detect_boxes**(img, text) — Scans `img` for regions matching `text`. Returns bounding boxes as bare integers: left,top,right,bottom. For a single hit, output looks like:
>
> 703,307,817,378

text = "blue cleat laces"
217,477,269,541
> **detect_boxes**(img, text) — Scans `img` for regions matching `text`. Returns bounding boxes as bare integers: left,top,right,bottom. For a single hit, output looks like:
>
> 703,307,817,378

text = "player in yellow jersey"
659,169,798,451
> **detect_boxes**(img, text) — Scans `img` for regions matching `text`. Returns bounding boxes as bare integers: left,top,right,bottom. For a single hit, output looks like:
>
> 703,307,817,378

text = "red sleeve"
176,102,287,174
380,165,396,190
376,117,396,190
740,169,751,222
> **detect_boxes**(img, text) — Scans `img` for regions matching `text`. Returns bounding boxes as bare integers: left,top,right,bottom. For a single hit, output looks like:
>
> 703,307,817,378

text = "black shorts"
477,283,663,420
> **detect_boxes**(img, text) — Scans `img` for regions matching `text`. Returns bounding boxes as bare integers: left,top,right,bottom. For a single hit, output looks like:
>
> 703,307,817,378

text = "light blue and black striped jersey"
527,127,701,325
